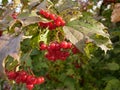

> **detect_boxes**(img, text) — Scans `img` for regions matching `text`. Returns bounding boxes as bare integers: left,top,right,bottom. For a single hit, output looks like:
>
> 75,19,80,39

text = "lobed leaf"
63,13,112,54
0,33,23,76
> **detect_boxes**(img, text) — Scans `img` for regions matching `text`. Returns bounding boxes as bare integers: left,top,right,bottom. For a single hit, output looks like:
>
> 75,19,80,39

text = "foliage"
0,0,120,90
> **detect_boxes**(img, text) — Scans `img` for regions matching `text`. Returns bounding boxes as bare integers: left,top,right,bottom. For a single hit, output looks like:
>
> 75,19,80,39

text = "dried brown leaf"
0,34,23,76
63,26,85,52
20,16,41,26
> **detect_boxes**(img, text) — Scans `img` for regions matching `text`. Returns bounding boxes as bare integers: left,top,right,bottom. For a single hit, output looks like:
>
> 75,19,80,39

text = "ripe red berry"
38,22,48,28
49,14,56,20
60,20,66,26
29,76,37,85
56,16,63,22
39,9,45,15
54,20,61,27
36,77,45,84
49,55,56,61
72,46,80,54
43,11,50,18
67,42,72,49
40,43,47,50
49,42,56,50
15,76,22,84
60,41,68,49
26,75,33,84
55,16,65,26
26,84,34,90
21,74,28,83
7,71,17,80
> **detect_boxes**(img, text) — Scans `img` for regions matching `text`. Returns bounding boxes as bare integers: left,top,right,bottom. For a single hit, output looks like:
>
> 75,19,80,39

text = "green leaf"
2,0,8,6
66,69,74,75
40,29,49,44
104,79,120,90
5,56,19,71
64,77,75,90
20,53,32,67
106,62,119,71
30,33,39,48
102,76,117,82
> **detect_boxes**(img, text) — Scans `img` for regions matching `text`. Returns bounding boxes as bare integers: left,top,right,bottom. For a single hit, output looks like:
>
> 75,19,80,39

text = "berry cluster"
39,41,80,61
6,70,45,90
38,9,65,30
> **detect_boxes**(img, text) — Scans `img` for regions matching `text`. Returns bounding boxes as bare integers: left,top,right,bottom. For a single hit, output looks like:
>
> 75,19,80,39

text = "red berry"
36,77,45,84
7,71,17,80
48,55,56,61
44,11,50,18
26,84,34,90
26,75,33,84
56,16,65,26
21,74,28,83
61,20,66,26
40,43,47,50
72,46,80,54
54,20,61,27
48,22,56,30
56,16,63,21
49,42,56,50
39,9,45,15
49,14,56,20
55,42,61,50
67,42,72,49
26,75,37,85
60,41,68,49
39,10,50,18
38,22,48,28
15,76,22,84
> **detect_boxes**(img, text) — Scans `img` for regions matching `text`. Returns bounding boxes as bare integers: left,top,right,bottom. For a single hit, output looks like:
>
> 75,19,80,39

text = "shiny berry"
40,43,47,50
26,84,34,90
49,14,56,20
60,41,68,49
36,77,45,84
